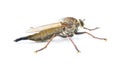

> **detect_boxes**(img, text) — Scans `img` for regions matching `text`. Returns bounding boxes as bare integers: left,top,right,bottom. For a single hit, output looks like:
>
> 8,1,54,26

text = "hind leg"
35,34,56,53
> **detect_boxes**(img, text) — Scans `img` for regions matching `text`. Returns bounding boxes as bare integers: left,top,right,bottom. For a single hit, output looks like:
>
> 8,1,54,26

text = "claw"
34,51,38,54
104,38,107,41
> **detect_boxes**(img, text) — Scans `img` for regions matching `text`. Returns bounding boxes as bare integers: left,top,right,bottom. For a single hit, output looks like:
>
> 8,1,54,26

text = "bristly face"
78,19,84,27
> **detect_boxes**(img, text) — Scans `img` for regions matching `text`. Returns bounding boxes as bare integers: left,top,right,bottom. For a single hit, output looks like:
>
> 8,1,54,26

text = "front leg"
75,31,107,41
83,27,99,31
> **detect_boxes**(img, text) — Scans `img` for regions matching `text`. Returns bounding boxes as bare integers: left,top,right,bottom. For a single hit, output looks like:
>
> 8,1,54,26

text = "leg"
75,32,107,41
58,33,73,38
59,35,67,38
67,37,80,53
35,34,56,53
83,27,99,31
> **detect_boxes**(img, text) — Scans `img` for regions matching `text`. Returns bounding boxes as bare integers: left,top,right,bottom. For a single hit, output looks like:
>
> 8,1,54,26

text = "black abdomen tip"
14,37,28,42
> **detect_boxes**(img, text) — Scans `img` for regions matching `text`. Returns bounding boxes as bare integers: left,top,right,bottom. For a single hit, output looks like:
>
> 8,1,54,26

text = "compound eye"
80,21,84,27
79,19,84,27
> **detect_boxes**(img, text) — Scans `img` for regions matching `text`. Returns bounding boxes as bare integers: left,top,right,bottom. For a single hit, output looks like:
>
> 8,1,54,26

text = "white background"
0,0,120,67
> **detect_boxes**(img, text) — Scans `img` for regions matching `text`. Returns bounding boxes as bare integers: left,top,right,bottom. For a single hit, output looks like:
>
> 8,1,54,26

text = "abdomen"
28,27,62,41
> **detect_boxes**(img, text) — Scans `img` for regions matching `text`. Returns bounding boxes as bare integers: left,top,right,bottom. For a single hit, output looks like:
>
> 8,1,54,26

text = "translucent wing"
26,22,62,33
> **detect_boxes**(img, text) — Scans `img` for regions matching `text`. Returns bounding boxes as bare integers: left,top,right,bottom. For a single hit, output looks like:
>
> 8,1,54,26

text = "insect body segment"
27,26,62,41
15,22,66,42
58,17,79,38
15,17,107,53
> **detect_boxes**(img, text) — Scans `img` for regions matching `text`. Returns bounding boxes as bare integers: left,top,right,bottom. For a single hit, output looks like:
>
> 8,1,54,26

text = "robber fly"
14,17,107,53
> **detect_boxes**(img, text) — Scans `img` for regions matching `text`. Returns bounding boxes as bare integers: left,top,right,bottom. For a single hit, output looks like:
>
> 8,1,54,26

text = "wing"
26,22,62,33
